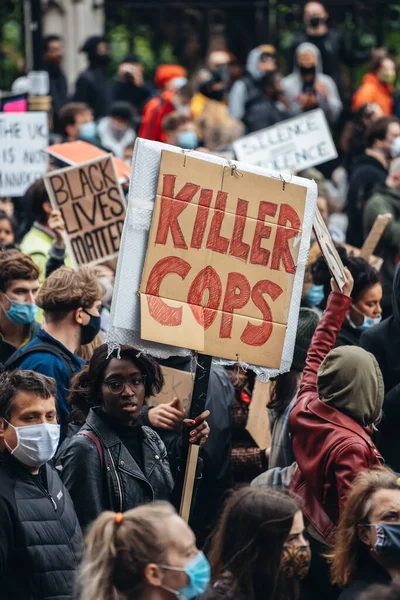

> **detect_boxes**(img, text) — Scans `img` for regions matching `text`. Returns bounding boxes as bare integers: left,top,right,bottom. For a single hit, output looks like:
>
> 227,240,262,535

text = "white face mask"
4,420,60,468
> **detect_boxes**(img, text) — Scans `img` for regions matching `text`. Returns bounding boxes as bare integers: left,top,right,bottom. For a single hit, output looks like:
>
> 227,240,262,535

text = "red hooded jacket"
290,292,383,546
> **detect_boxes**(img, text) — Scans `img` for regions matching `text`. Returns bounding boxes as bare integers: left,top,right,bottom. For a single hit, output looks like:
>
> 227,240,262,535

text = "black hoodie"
346,153,388,248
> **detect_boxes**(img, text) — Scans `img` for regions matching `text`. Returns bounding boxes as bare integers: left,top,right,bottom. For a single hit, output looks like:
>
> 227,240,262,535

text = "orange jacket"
352,73,393,115
138,91,175,142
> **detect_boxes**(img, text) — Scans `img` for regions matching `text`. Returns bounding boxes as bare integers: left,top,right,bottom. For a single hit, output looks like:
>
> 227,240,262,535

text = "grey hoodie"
228,46,269,121
282,42,342,124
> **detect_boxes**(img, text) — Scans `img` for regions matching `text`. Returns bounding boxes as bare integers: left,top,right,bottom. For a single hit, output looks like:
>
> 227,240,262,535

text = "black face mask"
81,309,101,345
300,65,316,78
308,16,323,28
92,53,110,67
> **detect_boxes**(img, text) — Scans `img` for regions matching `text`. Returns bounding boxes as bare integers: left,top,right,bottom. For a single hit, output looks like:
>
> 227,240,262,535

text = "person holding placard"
57,343,209,530
290,267,384,550
311,250,382,347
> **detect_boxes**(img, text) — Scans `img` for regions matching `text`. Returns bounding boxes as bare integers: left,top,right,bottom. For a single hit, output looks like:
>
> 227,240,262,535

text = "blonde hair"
36,266,103,321
78,502,176,600
330,467,400,587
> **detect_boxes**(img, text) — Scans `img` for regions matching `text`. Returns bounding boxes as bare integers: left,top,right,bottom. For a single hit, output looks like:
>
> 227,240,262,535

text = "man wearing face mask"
0,250,40,364
97,101,136,159
139,81,193,143
346,116,400,248
353,52,396,116
74,36,112,120
289,1,370,90
0,370,82,600
58,102,96,143
6,267,103,432
282,42,342,125
163,112,200,150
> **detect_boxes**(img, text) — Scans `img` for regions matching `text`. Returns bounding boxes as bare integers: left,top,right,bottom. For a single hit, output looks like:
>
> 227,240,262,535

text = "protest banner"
313,207,347,291
43,155,126,267
45,140,131,182
360,213,392,260
0,112,48,196
233,108,337,172
246,378,271,449
147,366,194,409
139,149,310,368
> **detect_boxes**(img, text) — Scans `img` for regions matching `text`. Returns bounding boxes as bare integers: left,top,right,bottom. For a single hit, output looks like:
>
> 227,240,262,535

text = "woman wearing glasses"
58,344,209,530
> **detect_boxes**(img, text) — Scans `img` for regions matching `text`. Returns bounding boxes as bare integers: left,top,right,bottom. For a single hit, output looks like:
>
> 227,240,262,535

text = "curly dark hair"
83,344,164,408
312,247,380,309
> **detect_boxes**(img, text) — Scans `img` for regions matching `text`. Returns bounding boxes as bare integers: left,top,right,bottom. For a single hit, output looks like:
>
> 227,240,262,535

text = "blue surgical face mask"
369,523,400,559
304,284,324,308
160,550,210,599
348,304,382,331
4,295,38,325
79,121,98,143
177,130,198,150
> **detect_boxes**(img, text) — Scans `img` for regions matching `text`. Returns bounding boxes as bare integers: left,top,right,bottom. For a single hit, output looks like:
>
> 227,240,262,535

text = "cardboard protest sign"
360,213,392,260
45,140,131,182
0,112,48,196
233,108,337,172
139,149,308,368
313,207,347,291
341,243,383,272
43,155,126,267
246,379,271,449
147,367,194,409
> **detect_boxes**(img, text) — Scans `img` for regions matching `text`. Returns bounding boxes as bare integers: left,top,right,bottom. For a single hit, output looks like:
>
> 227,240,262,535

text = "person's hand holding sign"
330,266,354,298
48,210,66,248
184,410,210,448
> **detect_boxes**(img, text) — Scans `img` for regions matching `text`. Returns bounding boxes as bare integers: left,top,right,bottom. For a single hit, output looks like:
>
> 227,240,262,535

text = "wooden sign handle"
177,353,212,522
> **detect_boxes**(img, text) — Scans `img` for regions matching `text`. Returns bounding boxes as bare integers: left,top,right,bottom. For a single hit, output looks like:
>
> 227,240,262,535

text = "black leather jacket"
58,408,174,529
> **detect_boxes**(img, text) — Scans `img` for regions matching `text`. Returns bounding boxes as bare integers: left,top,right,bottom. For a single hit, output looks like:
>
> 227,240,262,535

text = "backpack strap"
76,430,104,469
5,342,76,378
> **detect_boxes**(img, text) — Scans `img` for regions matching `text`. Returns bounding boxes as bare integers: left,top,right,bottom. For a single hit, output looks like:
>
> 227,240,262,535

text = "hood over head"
246,44,277,81
317,345,384,426
293,42,323,75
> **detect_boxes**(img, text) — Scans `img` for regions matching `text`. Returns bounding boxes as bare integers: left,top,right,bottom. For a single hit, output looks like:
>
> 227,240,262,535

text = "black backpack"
4,342,75,377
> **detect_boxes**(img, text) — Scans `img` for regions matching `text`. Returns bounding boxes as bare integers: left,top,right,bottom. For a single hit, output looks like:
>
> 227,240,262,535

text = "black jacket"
74,67,112,120
346,154,388,248
245,96,289,134
0,453,82,600
335,320,362,348
58,407,174,530
360,265,400,394
338,557,391,599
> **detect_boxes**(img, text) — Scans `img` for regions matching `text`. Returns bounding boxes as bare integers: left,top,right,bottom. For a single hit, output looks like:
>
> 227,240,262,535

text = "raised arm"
298,268,354,399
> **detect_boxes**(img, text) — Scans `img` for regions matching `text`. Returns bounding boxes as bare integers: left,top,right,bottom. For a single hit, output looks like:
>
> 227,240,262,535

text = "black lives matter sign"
44,155,126,266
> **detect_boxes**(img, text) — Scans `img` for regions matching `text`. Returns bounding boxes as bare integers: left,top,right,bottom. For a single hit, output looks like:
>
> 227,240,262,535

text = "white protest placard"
107,139,318,381
233,108,337,172
0,112,49,197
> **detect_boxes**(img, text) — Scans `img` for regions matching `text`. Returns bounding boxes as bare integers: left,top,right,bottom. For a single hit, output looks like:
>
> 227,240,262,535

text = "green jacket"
20,225,72,281
363,186,400,310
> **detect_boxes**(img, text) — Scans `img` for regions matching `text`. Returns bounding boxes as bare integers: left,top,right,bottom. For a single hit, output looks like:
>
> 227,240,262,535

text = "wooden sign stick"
178,353,212,523
360,213,392,259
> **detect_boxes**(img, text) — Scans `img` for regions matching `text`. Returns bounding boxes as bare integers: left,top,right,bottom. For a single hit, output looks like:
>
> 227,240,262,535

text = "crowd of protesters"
2,1,400,599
